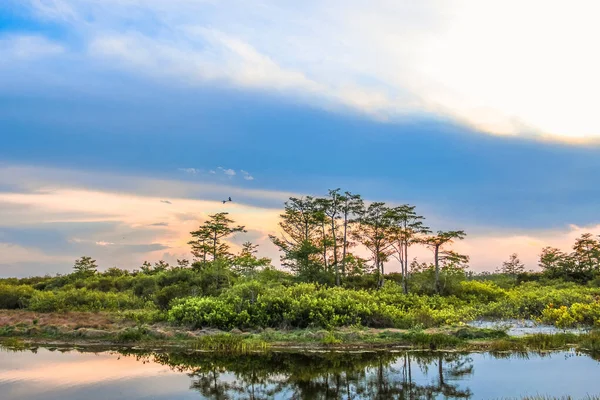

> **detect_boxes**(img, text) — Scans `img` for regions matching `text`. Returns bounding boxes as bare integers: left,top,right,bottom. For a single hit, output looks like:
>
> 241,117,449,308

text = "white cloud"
217,167,236,177
241,170,254,181
0,34,65,61
0,164,285,274
12,0,600,141
178,168,199,174
1,163,599,274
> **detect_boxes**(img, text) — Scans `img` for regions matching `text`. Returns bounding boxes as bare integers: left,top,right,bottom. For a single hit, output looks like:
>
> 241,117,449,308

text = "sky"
1,0,600,277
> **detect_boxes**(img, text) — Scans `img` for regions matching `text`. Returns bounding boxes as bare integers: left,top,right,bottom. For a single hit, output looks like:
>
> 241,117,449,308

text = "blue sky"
1,1,600,276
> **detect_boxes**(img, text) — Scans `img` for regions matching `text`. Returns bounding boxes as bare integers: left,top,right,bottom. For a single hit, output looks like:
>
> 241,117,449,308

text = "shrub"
0,285,35,309
169,297,238,330
132,275,158,299
540,302,600,328
28,289,145,312
457,281,507,302
167,283,473,330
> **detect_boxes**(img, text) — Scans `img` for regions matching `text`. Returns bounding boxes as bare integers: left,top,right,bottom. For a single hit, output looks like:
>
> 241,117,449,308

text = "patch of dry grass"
0,310,127,330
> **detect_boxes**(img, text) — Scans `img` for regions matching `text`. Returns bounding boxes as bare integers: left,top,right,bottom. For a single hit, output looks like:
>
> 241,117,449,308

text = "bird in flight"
222,197,232,204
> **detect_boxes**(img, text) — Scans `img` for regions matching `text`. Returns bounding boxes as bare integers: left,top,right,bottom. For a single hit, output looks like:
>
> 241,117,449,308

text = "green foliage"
499,253,526,276
539,234,600,283
116,327,148,343
168,282,475,330
73,256,98,276
232,242,271,278
0,284,35,309
27,289,145,312
540,302,600,328
452,327,508,340
457,280,508,302
189,212,246,262
193,333,269,353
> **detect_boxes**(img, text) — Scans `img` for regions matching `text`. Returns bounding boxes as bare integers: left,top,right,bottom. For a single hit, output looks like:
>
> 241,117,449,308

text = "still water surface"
1,347,599,399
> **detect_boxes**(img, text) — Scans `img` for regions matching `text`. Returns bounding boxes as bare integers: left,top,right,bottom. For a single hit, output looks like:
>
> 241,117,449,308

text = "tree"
188,228,211,263
499,253,525,279
140,261,153,274
232,242,271,277
424,230,466,293
323,189,344,285
73,256,98,276
153,260,170,273
539,234,600,282
314,198,332,273
539,246,567,278
340,192,364,279
190,213,246,262
352,202,396,288
571,233,600,280
270,197,325,281
390,205,430,294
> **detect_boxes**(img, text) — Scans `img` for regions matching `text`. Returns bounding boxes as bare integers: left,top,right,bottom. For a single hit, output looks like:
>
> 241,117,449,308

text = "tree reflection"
122,350,475,399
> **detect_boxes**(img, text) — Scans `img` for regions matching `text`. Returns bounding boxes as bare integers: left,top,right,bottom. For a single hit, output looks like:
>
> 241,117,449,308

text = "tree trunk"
438,354,444,388
213,232,218,261
403,241,409,294
342,211,348,277
408,353,413,400
434,245,440,294
332,217,339,286
321,223,328,272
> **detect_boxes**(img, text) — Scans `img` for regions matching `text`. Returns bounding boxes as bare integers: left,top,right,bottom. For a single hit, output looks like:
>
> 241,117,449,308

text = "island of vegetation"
2,189,600,354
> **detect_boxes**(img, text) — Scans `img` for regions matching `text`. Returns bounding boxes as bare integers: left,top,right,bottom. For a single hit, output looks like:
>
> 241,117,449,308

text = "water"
468,319,589,337
1,346,599,399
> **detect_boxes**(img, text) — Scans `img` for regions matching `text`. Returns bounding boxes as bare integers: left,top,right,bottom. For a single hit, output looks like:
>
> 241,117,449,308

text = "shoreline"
1,310,598,354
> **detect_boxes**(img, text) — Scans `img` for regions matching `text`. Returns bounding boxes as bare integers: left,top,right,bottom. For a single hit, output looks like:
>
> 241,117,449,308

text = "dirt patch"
0,310,130,330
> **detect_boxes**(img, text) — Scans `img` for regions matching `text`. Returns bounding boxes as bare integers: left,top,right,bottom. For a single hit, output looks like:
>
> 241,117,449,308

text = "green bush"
28,289,145,312
169,297,238,329
457,281,507,302
0,285,35,309
540,302,600,328
168,283,475,330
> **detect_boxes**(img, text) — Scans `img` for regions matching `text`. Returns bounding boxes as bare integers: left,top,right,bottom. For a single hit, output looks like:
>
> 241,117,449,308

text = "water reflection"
1,345,600,399
115,351,474,399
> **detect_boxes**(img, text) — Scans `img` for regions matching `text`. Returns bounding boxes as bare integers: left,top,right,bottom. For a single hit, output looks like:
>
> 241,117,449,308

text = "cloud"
0,164,286,275
452,224,600,272
241,170,255,181
217,167,236,177
178,168,199,174
12,0,600,141
0,163,599,275
0,242,70,265
160,200,172,204
0,34,65,64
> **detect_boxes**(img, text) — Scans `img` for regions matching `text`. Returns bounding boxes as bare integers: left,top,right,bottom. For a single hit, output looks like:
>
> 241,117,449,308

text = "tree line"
70,189,600,293
187,189,467,294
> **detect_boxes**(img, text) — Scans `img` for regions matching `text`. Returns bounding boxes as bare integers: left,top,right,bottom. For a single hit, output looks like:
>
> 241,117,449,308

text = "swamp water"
1,346,599,399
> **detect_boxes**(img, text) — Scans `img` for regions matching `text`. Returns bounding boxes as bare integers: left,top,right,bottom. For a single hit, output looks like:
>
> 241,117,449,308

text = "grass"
0,337,29,351
193,333,269,353
1,307,600,355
